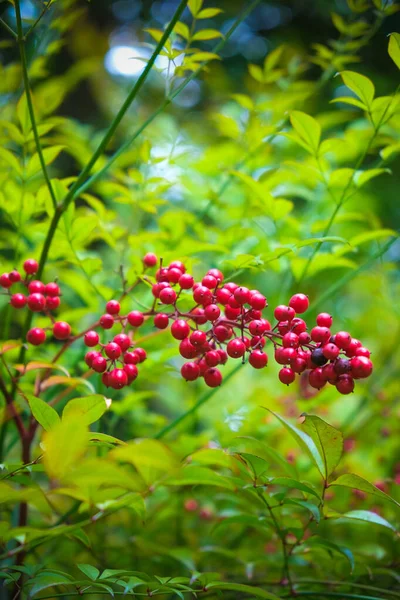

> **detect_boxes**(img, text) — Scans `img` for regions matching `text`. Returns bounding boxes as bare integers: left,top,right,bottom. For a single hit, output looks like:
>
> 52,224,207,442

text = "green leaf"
197,8,223,18
339,510,397,532
77,564,100,580
23,393,60,432
330,473,400,508
165,466,236,490
300,414,343,479
26,145,65,178
290,111,321,155
284,498,320,523
0,148,23,175
355,168,391,187
267,477,321,501
339,71,375,109
174,21,190,40
304,537,354,572
43,416,88,480
388,33,400,69
231,436,297,477
29,573,73,597
111,439,178,484
62,395,110,425
206,582,280,599
330,96,367,110
188,0,203,16
380,142,400,160
192,29,224,41
267,410,325,478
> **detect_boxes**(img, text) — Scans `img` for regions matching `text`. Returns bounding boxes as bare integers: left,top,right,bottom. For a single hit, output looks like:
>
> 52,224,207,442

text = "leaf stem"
0,16,17,38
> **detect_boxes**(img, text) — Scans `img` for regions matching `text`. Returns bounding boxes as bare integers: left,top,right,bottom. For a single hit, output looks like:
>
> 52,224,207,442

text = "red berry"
44,282,60,296
193,285,213,305
102,372,110,387
190,330,207,347
316,312,333,327
143,252,158,267
217,349,228,364
225,306,241,319
355,346,370,358
100,314,114,329
124,351,140,365
191,307,208,325
152,282,169,298
334,358,351,375
27,293,46,312
351,356,373,379
249,293,267,310
234,286,251,305
322,363,338,383
179,338,197,359
154,313,169,329
10,293,27,309
28,280,45,294
105,342,122,359
322,343,340,360
0,273,12,288
9,270,21,283
171,319,190,340
106,300,120,315
282,332,299,348
127,311,144,327
310,326,331,344
85,350,100,367
213,325,232,342
227,338,246,358
289,294,309,314
345,338,362,357
215,288,232,305
249,350,268,369
109,368,128,389
178,274,194,289
291,318,307,334
298,332,311,345
279,367,295,385
274,305,295,321
168,267,183,284
274,347,286,365
124,363,138,383
27,327,46,345
23,259,38,274
184,498,199,512
202,275,217,289
308,368,326,389
156,267,169,282
92,356,107,373
281,347,297,364
336,374,354,394
335,331,352,350
53,321,71,340
159,287,177,305
250,335,266,348
204,367,222,387
205,350,220,367
248,320,266,336
207,268,224,283
181,362,201,381
224,282,238,292
169,260,186,273
292,357,307,373
46,296,60,310
113,333,131,351
204,304,220,321
133,347,147,363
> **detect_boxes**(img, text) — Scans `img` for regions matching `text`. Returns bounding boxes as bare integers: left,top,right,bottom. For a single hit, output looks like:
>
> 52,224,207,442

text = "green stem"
24,0,54,39
284,593,389,600
296,579,400,598
0,16,17,38
154,363,243,439
14,0,58,210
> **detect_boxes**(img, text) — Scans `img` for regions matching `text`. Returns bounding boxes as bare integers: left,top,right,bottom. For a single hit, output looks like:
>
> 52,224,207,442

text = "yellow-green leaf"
23,393,60,432
339,71,375,109
43,416,88,480
192,29,224,41
62,395,110,425
301,415,343,479
290,111,321,155
330,473,400,507
388,33,400,69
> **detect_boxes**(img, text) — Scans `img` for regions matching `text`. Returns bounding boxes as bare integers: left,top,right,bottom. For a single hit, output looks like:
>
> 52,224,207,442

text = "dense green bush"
0,0,399,599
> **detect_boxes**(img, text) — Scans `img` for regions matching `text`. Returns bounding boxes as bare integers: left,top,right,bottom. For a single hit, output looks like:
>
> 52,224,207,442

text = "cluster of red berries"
2,254,373,395
0,258,70,346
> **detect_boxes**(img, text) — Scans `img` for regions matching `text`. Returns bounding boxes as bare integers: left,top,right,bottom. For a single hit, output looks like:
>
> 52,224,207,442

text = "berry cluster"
3,254,373,394
0,258,70,345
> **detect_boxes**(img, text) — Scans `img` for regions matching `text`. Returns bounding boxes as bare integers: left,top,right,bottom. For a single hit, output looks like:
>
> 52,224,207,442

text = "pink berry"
9,270,21,283
207,268,224,282
279,367,295,385
92,356,107,373
124,363,139,383
168,267,183,284
154,313,169,329
204,367,222,387
23,259,38,274
27,293,46,312
10,293,27,309
0,273,12,288
100,314,114,329
249,350,268,369
127,311,144,327
171,319,190,340
27,327,46,345
202,275,217,290
156,267,170,282
28,280,45,294
159,287,177,305
227,338,246,358
169,260,186,273
184,498,199,512
289,294,309,314
44,282,60,296
53,321,71,340
181,362,201,381
178,274,194,289
109,368,128,389
106,300,120,315
316,312,333,327
113,333,131,351
105,342,122,359
143,252,158,267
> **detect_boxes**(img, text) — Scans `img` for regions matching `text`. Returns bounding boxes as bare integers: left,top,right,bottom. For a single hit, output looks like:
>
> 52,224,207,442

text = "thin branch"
0,16,17,38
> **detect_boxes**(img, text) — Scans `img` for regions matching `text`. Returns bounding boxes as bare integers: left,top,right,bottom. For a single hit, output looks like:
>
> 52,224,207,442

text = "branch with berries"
1,253,373,394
